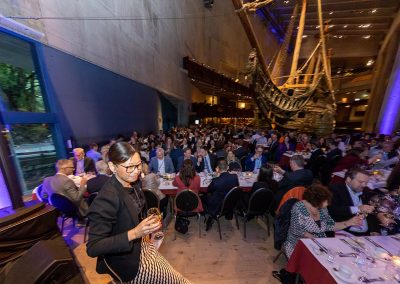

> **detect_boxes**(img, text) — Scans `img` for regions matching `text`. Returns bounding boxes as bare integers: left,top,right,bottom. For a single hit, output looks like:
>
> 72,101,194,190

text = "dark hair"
347,148,363,157
344,168,369,180
89,143,98,149
257,165,274,183
108,142,136,164
179,159,196,187
217,159,228,171
303,184,332,208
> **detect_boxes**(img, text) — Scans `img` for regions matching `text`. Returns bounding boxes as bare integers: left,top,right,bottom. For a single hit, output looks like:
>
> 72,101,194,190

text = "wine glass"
147,207,164,243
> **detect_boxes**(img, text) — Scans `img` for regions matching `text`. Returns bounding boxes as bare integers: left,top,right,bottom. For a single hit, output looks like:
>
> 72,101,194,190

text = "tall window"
0,31,61,194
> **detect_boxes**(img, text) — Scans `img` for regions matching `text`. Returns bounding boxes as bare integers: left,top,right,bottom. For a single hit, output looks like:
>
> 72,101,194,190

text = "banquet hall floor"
66,216,283,283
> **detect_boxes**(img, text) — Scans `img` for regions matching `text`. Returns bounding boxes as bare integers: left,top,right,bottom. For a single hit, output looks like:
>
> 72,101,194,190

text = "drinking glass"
326,249,335,263
147,207,164,242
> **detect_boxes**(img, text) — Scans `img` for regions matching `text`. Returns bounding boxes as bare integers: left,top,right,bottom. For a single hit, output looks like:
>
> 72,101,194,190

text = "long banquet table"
286,235,400,284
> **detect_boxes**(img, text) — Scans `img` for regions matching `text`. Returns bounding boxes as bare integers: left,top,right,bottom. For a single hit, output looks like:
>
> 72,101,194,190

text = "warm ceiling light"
302,35,308,38
328,25,335,28
341,98,348,103
354,98,360,101
345,105,351,108
235,78,239,83
329,11,334,15
362,35,371,39
366,59,374,66
343,25,348,28
358,24,371,28
284,0,290,4
371,9,377,13
316,25,320,29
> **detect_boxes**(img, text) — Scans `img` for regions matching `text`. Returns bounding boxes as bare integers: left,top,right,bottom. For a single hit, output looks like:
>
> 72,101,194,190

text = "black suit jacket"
87,175,110,194
207,172,239,216
195,153,217,173
72,157,96,174
176,156,197,172
234,146,248,160
86,176,144,282
326,148,342,161
268,140,279,162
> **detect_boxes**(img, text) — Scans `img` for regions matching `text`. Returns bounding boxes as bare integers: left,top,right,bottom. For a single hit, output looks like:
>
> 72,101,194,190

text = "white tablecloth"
302,236,400,283
332,169,391,189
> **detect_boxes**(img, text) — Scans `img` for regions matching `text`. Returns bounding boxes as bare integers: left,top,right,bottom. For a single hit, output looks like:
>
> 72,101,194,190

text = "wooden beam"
231,0,270,75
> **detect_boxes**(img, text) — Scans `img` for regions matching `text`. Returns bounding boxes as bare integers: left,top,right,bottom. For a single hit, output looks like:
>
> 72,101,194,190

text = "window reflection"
0,32,46,113
10,124,57,193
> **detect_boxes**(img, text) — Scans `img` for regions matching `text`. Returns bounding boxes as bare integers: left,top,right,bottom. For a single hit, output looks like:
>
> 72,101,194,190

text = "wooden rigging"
234,0,336,135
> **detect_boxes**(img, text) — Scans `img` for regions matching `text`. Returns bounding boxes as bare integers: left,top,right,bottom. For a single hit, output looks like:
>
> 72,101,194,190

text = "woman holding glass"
87,142,191,283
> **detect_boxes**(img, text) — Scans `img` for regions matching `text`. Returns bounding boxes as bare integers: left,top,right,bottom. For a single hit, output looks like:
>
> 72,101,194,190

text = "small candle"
393,256,400,267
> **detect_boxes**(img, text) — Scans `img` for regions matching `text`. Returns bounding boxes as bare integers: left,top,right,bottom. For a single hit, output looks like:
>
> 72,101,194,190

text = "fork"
358,276,384,283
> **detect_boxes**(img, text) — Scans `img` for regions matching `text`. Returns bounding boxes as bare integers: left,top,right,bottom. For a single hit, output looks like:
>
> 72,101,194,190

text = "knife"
365,237,393,257
340,238,363,253
312,239,328,253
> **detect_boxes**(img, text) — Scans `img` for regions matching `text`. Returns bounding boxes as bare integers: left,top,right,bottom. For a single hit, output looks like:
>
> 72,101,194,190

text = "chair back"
274,198,299,250
247,187,274,216
276,186,305,213
175,189,199,212
50,193,80,219
218,186,243,217
142,189,160,210
228,161,242,172
87,192,98,206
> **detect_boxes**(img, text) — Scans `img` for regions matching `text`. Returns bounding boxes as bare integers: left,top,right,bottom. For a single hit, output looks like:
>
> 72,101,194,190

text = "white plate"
332,269,357,283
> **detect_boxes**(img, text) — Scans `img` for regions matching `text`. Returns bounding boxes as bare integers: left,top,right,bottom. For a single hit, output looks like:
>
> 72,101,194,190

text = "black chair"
142,189,160,211
174,189,202,240
212,186,243,240
49,194,87,238
228,161,242,172
243,188,274,239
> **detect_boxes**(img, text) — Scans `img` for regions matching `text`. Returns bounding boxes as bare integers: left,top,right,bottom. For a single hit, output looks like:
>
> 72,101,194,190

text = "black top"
86,176,145,282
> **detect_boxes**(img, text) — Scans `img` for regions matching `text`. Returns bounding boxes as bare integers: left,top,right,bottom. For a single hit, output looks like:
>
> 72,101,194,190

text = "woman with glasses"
87,142,191,283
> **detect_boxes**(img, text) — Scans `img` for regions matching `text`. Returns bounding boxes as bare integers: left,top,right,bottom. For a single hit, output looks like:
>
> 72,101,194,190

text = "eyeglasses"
63,166,75,169
117,163,142,173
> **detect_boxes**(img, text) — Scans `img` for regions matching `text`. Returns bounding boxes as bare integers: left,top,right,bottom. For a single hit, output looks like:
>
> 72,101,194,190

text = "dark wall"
40,45,161,146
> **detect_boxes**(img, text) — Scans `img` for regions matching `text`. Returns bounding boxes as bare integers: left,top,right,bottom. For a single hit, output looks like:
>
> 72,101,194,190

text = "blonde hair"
73,148,84,155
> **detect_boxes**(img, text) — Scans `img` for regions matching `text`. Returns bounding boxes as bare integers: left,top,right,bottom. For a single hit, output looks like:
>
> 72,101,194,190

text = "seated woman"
87,142,191,283
226,150,242,171
283,184,361,258
141,162,168,218
251,164,278,194
172,159,203,212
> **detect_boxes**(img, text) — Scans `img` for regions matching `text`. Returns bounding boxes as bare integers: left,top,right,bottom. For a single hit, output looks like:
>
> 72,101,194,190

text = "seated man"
273,155,313,209
328,168,379,236
176,147,197,172
86,160,111,194
195,146,217,173
86,143,102,163
205,160,239,230
149,147,175,175
244,145,267,172
71,147,96,175
41,159,88,217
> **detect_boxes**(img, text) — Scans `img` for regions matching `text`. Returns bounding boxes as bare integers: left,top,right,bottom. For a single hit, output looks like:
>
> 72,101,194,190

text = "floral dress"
283,201,335,258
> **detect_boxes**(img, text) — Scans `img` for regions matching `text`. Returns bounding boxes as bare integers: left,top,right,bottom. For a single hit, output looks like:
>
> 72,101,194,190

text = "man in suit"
87,160,111,194
71,148,96,175
206,160,239,230
267,132,279,162
326,139,342,161
273,155,313,209
176,147,197,172
328,168,379,235
169,140,184,171
195,146,217,173
244,145,267,172
233,140,248,160
149,147,175,174
306,140,325,176
41,159,88,217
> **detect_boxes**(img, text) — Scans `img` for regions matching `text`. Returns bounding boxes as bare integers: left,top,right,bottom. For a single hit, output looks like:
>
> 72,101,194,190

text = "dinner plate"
332,269,357,283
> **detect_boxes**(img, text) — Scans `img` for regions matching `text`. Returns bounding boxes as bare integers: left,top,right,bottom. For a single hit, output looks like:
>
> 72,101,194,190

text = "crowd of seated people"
38,124,400,282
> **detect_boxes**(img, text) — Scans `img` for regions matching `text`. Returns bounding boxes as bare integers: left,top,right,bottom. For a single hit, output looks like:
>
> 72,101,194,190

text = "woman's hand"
377,213,396,228
127,215,162,241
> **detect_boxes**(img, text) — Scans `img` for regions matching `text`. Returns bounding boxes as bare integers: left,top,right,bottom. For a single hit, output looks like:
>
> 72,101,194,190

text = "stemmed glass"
147,207,164,247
